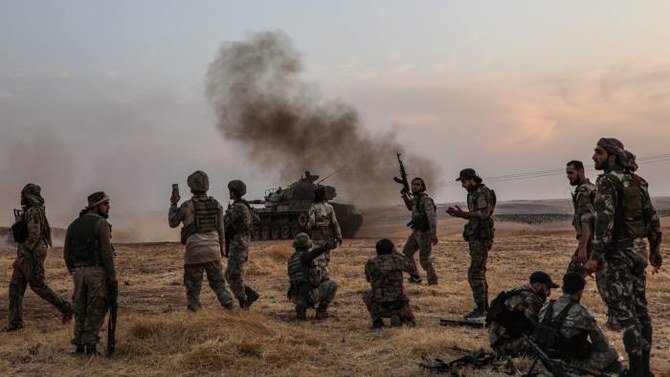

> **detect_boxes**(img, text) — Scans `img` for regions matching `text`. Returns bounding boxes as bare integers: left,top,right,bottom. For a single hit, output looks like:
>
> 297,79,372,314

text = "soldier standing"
63,192,116,355
565,160,614,329
488,271,558,357
308,186,343,279
401,177,438,285
535,273,621,374
287,233,338,320
363,239,416,329
224,180,260,309
5,183,73,331
169,170,234,311
584,138,662,377
447,168,496,320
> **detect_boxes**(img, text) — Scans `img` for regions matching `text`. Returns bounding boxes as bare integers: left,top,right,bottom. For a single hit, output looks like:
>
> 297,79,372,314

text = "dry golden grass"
0,219,669,376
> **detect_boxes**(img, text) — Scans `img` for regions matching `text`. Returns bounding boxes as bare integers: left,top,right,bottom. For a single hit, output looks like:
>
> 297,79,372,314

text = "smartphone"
172,183,179,196
13,209,23,221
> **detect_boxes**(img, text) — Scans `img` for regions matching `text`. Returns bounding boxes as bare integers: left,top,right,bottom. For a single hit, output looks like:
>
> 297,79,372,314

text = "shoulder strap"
541,300,556,325
552,300,576,328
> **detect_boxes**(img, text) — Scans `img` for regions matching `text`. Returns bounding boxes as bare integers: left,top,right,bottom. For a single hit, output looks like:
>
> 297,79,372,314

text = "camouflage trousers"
225,239,255,305
184,261,234,311
290,280,337,308
605,256,652,359
71,266,109,347
569,346,620,374
362,291,414,323
491,336,527,357
403,230,436,284
8,248,72,327
567,248,612,316
468,238,492,308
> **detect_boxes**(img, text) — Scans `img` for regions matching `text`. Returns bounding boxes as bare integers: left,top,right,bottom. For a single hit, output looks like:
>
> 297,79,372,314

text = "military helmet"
293,232,313,250
187,170,209,192
227,180,247,197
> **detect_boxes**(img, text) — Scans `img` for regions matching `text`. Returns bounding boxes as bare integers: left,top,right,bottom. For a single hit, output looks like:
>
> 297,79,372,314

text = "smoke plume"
205,31,436,205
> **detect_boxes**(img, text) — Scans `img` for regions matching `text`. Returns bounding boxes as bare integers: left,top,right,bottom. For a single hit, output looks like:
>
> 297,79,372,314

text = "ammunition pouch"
410,213,430,232
180,223,196,245
464,218,494,241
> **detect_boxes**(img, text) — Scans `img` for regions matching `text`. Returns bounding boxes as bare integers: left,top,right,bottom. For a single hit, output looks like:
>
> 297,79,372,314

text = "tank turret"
249,171,364,240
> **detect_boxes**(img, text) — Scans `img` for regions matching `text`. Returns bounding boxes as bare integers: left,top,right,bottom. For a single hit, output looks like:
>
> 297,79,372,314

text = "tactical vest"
532,300,590,360
464,185,496,241
486,288,535,338
370,255,405,303
181,196,221,244
287,251,322,287
603,173,646,240
68,214,104,268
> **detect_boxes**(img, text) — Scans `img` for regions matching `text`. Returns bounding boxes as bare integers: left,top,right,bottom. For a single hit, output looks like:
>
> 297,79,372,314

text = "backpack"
10,219,28,243
531,300,589,359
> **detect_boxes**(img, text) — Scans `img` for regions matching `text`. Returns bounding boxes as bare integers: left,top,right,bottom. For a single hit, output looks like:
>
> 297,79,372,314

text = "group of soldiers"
3,137,664,377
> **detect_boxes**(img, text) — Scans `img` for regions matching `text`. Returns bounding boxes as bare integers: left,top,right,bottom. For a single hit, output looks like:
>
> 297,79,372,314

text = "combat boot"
243,286,260,309
463,303,487,321
296,305,307,321
3,323,24,332
83,344,100,357
71,345,85,356
315,302,330,320
370,319,384,330
408,275,422,284
623,354,644,377
642,351,653,377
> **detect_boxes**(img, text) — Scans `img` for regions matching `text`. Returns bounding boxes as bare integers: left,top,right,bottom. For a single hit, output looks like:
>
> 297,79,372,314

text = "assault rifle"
107,281,118,357
420,348,495,375
394,153,410,194
523,335,608,377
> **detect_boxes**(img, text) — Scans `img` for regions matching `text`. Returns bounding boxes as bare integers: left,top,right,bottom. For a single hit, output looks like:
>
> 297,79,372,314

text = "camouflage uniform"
7,185,72,330
591,167,661,372
363,252,416,325
63,212,116,349
488,284,545,356
463,184,495,309
169,191,234,311
308,201,343,279
567,180,612,319
538,294,619,372
402,193,437,284
224,199,258,307
287,236,337,320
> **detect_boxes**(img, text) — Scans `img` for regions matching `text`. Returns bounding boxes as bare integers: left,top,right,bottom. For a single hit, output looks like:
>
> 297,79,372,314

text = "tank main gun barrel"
248,199,265,205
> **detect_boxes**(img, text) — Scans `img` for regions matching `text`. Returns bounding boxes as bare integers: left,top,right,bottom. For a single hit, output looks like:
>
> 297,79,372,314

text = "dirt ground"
0,219,668,376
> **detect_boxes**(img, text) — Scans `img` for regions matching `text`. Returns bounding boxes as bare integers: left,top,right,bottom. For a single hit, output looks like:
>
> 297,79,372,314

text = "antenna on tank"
317,166,345,184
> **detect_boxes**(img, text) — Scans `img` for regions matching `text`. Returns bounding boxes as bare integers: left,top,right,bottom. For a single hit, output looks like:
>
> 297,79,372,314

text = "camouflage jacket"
403,193,437,237
365,252,414,303
572,180,596,239
591,168,661,267
464,184,495,240
489,284,544,344
19,206,51,254
308,202,342,240
225,199,254,238
538,294,610,353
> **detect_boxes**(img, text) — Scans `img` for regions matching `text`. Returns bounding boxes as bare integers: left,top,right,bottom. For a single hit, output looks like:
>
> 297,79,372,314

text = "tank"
249,171,364,240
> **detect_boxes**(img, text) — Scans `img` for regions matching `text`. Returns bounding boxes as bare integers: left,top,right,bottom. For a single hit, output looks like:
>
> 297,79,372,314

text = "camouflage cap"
227,180,247,197
455,168,479,181
293,232,313,250
187,170,209,192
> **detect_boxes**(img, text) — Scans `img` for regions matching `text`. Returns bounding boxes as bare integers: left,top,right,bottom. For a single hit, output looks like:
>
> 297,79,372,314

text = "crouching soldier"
363,239,416,329
287,233,338,320
487,271,558,357
533,273,621,374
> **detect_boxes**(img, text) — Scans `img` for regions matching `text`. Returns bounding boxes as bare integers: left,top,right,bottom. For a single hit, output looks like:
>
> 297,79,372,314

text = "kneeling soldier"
287,234,338,320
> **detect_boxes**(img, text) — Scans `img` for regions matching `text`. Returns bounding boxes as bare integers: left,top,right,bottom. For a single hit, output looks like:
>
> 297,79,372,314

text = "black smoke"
206,31,436,205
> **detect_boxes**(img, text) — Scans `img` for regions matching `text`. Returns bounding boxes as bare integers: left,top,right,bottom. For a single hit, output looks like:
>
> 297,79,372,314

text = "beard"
594,160,606,170
569,179,579,186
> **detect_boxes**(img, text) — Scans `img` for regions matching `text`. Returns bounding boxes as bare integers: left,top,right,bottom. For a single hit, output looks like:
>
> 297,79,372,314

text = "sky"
2,1,670,233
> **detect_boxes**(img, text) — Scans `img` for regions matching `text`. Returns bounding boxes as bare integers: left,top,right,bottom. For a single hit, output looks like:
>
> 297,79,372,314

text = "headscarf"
597,138,638,172
21,183,52,247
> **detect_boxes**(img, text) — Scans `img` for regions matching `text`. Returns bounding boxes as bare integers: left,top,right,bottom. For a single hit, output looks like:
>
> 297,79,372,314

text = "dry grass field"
0,219,668,376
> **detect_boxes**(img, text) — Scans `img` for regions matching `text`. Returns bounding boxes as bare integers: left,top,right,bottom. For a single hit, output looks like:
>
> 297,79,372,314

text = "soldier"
488,271,558,357
447,168,496,320
584,138,662,377
287,233,338,320
63,192,116,355
565,160,615,329
169,170,234,311
535,273,621,374
5,183,73,331
363,238,416,329
401,177,438,285
224,180,260,309
307,186,343,280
